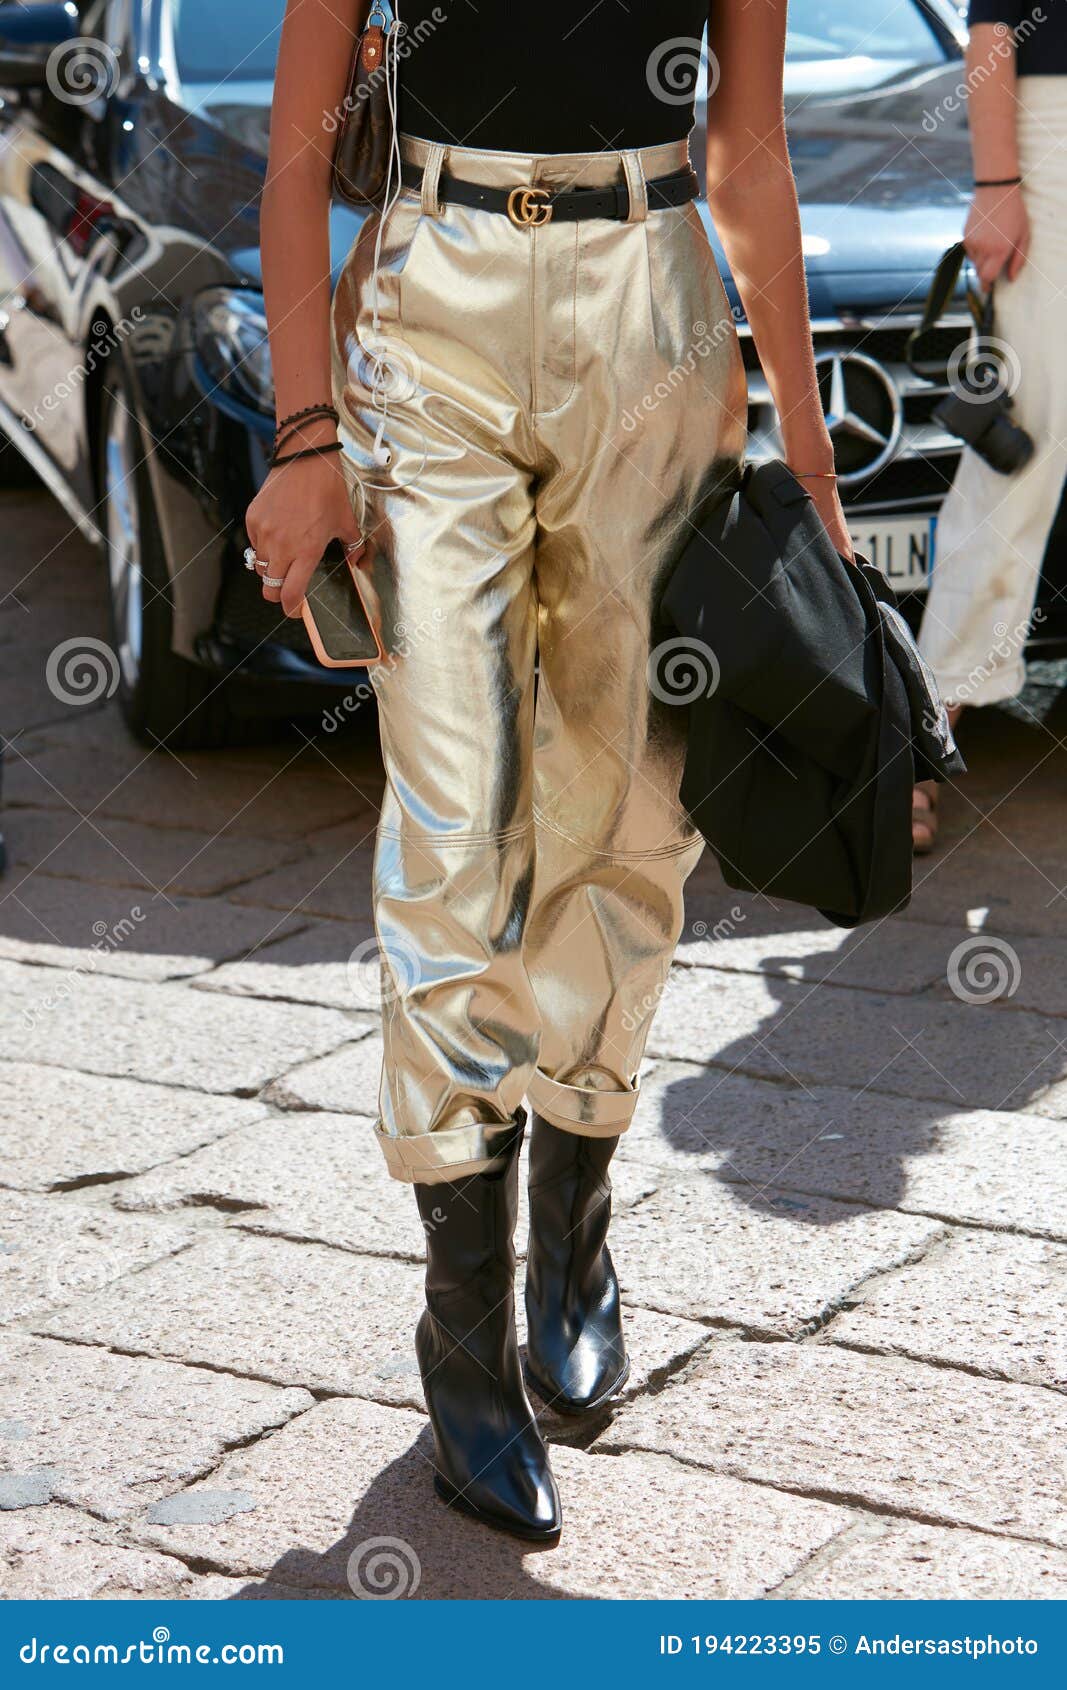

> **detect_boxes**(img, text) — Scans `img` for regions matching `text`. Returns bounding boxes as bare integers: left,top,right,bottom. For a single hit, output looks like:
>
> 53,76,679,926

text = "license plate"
848,514,936,592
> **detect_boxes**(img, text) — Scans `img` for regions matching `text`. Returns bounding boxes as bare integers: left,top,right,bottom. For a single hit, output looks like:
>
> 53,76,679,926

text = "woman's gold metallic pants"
332,136,747,1184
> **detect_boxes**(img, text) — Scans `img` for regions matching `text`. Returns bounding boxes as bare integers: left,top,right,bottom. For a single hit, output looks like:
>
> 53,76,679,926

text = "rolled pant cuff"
375,1117,521,1186
527,1069,639,1137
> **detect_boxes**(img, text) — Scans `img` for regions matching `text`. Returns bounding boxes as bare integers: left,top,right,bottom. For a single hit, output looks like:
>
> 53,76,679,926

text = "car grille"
742,313,972,512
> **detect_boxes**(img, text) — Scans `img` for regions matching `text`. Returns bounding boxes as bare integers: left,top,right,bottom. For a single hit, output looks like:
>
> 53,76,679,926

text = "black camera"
932,377,1035,477
909,242,1035,477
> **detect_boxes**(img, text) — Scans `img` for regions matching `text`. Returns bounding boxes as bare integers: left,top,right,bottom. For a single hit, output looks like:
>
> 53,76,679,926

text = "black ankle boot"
414,1118,562,1541
524,1113,630,1414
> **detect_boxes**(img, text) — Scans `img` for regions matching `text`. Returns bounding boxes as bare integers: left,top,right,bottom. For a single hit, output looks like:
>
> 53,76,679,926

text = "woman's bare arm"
247,0,367,613
963,24,1029,288
705,0,849,556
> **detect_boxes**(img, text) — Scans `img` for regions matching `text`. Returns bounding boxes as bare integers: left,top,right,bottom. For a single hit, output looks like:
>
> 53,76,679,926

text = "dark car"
0,0,1061,748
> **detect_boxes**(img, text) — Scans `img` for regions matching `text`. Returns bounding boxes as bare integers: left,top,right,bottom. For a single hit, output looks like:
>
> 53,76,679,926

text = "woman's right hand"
245,447,364,619
964,183,1031,290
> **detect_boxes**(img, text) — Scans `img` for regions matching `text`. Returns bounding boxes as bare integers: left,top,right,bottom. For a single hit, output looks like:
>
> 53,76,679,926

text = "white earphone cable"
367,2,404,468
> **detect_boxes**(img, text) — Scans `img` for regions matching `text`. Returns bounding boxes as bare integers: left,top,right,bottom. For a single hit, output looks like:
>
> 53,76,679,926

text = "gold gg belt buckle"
507,185,553,228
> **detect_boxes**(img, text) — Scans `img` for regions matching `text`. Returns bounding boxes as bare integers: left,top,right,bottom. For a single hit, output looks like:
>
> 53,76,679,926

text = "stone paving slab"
5,730,372,840
113,1110,657,1266
3,634,110,736
902,820,1067,939
0,1503,205,1599
113,1111,423,1260
228,844,379,922
35,1231,429,1403
599,1339,1067,1545
680,895,1067,1022
35,1230,701,1417
0,961,369,1093
133,1395,852,1599
780,1518,1067,1600
0,1191,199,1324
0,1333,312,1520
0,876,305,982
0,1064,268,1192
264,1034,384,1113
610,1177,943,1336
828,1229,1067,1389
674,901,948,996
1,806,302,897
621,1064,1067,1239
648,966,1067,1112
194,920,378,1011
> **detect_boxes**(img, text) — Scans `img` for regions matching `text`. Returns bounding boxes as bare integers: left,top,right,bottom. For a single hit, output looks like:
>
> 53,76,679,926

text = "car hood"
188,56,971,306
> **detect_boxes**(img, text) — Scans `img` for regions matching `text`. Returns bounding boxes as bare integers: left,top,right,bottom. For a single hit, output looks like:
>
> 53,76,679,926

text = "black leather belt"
400,162,699,228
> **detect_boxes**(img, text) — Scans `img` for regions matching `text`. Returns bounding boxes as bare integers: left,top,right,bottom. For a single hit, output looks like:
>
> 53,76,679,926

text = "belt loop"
621,149,648,224
420,143,446,219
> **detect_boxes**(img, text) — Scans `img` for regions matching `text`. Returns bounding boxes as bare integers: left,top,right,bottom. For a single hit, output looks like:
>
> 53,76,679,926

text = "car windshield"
171,0,949,89
170,0,286,82
785,0,949,91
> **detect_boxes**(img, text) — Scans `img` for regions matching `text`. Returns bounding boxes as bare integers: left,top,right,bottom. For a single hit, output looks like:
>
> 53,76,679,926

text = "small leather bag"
332,3,397,208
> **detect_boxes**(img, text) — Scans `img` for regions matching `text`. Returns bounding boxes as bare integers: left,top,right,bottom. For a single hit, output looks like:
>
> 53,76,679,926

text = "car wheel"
100,366,247,750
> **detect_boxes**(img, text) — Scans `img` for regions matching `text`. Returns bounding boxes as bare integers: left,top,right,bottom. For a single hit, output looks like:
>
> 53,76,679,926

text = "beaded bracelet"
274,402,338,439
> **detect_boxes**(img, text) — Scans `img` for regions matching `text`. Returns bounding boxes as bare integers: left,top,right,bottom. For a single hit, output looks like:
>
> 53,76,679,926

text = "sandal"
912,780,939,855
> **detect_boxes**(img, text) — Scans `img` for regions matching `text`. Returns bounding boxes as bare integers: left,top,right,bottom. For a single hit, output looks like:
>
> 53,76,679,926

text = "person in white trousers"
915,4,1067,850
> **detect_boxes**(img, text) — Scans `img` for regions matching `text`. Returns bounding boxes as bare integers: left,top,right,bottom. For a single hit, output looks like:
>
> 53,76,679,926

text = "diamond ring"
261,574,286,589
243,545,258,572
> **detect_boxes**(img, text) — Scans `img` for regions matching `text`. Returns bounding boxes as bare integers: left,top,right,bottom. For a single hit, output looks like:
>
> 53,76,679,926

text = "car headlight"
191,287,274,415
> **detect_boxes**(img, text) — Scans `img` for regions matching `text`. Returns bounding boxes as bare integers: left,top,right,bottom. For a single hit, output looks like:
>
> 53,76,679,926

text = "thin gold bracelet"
793,469,837,480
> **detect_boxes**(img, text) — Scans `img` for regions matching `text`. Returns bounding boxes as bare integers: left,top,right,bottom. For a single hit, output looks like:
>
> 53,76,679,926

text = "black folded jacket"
660,460,964,927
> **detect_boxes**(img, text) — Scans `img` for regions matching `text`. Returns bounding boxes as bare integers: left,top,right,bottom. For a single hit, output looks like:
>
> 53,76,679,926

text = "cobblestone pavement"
2,493,1066,1601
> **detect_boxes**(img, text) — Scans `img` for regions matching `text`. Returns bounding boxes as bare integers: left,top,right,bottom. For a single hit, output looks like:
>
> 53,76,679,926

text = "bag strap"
906,241,988,380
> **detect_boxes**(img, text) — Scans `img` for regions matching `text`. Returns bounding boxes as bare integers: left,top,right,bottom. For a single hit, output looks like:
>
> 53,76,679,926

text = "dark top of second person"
968,0,1067,76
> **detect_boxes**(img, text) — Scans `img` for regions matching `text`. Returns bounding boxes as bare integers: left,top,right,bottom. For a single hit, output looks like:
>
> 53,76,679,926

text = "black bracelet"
974,175,1022,188
269,440,346,469
274,403,338,439
273,418,339,460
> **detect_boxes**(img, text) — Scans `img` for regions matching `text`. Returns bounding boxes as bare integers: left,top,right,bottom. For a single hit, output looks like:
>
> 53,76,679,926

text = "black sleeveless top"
395,3,712,153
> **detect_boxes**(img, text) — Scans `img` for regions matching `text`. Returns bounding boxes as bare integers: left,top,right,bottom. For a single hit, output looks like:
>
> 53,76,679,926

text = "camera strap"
905,240,989,382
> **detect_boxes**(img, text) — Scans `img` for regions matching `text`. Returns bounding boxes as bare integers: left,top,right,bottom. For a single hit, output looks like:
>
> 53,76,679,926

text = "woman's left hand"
805,474,854,562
